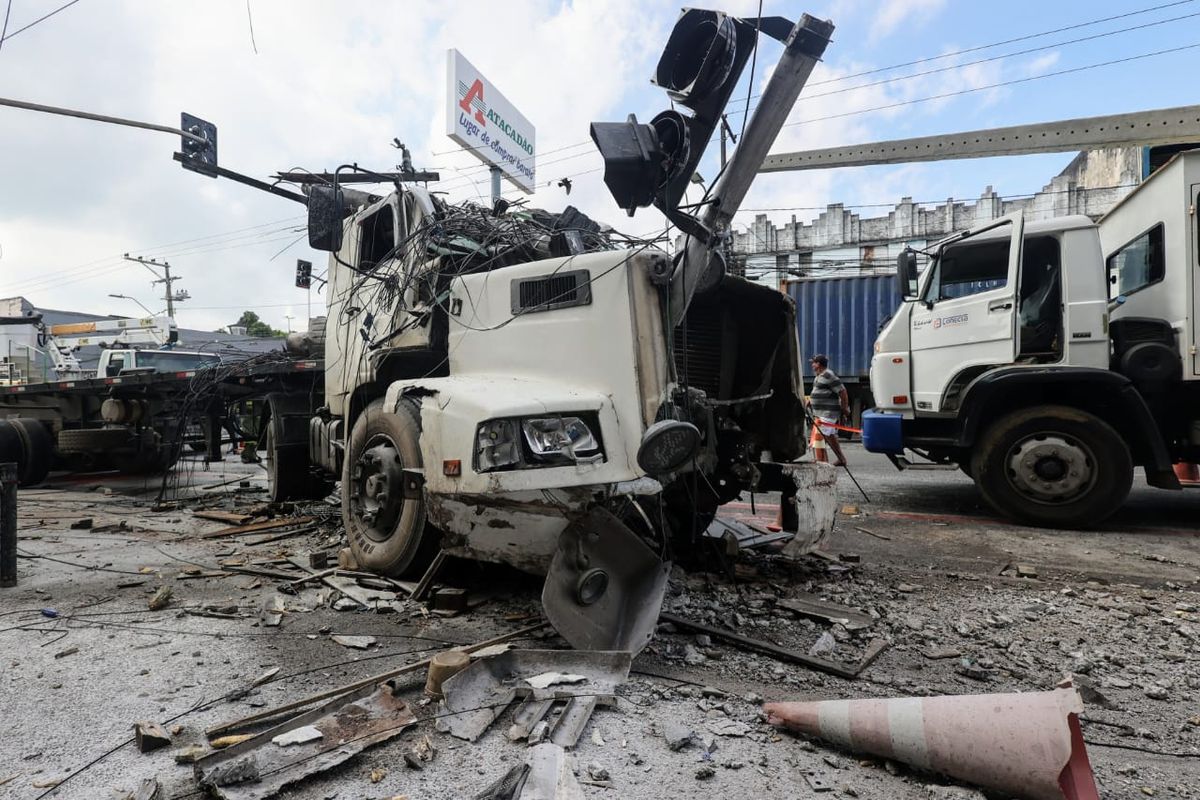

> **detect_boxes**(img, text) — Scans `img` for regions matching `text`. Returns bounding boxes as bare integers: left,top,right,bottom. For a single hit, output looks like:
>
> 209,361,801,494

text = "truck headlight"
474,414,604,472
476,419,522,471
522,416,600,462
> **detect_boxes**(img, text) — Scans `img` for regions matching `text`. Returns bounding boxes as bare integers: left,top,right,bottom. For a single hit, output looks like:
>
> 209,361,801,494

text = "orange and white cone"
764,684,1099,800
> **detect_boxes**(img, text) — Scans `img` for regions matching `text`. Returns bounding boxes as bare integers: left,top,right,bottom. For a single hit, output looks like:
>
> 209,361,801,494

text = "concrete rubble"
1,458,1198,799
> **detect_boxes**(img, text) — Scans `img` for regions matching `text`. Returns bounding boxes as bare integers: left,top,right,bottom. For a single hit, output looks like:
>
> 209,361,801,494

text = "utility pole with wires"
123,253,190,318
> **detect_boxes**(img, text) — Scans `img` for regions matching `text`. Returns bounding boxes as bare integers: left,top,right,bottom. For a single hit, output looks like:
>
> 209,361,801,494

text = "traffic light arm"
670,13,834,327
171,153,307,204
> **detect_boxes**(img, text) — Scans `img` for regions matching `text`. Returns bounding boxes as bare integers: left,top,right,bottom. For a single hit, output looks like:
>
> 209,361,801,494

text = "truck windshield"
134,351,221,372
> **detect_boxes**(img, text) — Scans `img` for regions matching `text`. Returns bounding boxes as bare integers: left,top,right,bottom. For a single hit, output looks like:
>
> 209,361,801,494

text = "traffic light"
179,113,218,177
295,259,312,289
591,9,760,221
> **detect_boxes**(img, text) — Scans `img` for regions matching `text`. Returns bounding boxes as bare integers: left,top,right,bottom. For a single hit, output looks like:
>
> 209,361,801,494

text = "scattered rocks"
662,722,695,752
695,765,716,781
1143,685,1169,700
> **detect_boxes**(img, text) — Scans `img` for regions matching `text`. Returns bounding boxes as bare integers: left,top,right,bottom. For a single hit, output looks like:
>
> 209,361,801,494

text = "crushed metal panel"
522,743,585,800
194,684,416,800
542,506,670,653
437,649,631,744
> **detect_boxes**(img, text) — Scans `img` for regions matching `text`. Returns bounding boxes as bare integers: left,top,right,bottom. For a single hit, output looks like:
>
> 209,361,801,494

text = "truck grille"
674,305,724,399
510,269,592,315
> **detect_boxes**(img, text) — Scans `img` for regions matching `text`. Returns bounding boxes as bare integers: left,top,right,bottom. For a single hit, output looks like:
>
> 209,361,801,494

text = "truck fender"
957,367,1180,489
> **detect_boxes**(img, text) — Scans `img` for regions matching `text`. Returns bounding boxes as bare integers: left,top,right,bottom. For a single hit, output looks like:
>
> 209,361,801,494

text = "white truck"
204,9,836,651
864,148,1200,527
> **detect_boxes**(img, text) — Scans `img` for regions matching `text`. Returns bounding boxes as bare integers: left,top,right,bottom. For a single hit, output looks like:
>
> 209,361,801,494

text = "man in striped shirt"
808,354,848,467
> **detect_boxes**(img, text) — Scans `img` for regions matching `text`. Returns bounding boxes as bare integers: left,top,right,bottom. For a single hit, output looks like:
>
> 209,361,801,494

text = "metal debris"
437,649,631,746
541,507,670,653
195,684,416,799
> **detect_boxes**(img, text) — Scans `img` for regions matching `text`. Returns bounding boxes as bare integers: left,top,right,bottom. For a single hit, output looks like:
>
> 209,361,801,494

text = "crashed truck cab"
305,182,807,650
291,8,833,653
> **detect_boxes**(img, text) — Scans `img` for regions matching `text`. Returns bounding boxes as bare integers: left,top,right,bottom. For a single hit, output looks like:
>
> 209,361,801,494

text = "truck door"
909,213,1024,412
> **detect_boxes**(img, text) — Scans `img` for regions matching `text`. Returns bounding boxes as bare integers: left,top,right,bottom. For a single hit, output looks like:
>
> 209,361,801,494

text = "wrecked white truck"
186,9,835,651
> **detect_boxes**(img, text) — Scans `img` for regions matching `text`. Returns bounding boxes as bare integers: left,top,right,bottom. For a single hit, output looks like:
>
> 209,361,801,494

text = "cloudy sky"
1,0,1196,333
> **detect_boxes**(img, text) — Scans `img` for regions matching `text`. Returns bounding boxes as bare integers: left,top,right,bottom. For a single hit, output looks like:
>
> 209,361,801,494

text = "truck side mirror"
307,186,346,252
896,249,919,300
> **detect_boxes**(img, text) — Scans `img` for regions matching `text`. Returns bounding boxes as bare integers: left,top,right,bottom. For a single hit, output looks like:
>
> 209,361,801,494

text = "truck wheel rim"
1004,433,1096,504
349,433,406,542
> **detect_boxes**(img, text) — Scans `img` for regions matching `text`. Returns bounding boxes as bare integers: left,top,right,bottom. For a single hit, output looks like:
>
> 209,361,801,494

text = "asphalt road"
732,442,1200,588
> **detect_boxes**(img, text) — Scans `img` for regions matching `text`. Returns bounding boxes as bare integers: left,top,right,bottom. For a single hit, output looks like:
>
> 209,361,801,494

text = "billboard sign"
446,49,536,194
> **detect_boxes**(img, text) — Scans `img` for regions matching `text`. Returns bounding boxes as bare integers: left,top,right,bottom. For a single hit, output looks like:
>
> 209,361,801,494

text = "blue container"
861,409,904,454
785,274,901,380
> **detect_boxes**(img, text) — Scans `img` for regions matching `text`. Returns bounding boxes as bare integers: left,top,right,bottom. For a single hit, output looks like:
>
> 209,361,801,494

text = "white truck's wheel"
342,399,436,576
971,405,1132,529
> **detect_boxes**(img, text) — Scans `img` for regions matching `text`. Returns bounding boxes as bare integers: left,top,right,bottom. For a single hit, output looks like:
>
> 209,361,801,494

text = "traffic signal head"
295,259,312,289
592,9,759,219
180,113,218,177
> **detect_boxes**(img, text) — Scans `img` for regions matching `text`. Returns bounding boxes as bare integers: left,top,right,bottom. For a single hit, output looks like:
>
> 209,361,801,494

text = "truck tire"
12,419,53,486
57,427,135,453
971,405,1132,529
342,399,437,577
264,415,307,502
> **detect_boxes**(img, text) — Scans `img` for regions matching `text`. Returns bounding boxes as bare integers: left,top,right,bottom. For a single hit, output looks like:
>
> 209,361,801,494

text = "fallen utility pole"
205,621,548,737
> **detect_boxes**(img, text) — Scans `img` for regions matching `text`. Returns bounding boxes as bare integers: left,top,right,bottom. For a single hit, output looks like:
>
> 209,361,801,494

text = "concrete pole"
490,166,502,205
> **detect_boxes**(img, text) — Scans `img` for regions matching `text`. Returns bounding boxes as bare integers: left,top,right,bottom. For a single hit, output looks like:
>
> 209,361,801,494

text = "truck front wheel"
342,399,437,577
971,405,1132,529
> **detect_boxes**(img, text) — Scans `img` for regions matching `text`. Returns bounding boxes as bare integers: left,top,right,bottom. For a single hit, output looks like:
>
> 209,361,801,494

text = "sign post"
446,49,536,200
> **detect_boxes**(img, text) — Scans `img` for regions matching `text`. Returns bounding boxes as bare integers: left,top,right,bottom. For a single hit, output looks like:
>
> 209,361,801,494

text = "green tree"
233,311,284,337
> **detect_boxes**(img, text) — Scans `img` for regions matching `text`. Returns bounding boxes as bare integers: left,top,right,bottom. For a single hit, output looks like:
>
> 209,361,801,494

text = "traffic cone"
764,684,1099,800
1173,462,1200,484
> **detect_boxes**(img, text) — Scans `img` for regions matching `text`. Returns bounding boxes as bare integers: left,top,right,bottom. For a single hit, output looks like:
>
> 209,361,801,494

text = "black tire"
342,399,437,577
12,419,52,486
971,405,1132,529
57,427,134,453
264,413,309,503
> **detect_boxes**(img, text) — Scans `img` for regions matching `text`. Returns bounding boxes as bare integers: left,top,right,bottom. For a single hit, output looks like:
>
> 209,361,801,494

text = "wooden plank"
205,621,549,738
410,550,447,602
193,510,255,525
200,516,313,539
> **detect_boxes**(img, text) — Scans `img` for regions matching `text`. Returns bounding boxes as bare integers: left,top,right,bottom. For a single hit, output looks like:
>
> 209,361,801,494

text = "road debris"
147,585,173,610
330,634,377,649
438,649,631,745
195,684,416,799
661,612,888,680
133,720,172,752
270,725,323,746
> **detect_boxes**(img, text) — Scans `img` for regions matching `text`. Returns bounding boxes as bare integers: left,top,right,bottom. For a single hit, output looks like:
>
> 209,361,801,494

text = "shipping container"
785,273,902,431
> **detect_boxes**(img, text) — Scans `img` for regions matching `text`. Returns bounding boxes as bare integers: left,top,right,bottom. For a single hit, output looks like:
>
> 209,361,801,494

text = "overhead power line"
0,0,83,43
780,42,1200,129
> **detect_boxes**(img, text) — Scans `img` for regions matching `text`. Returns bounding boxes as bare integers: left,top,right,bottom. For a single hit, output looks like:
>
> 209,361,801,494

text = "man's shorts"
809,417,838,449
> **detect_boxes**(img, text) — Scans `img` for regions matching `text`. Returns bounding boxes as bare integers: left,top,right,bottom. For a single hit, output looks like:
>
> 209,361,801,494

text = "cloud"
867,0,949,42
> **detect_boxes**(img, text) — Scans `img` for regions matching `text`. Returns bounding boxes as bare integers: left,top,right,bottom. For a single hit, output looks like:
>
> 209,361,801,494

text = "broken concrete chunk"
662,721,695,751
175,745,209,764
330,634,377,650
133,721,172,753
271,725,323,746
147,586,173,611
707,719,750,737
